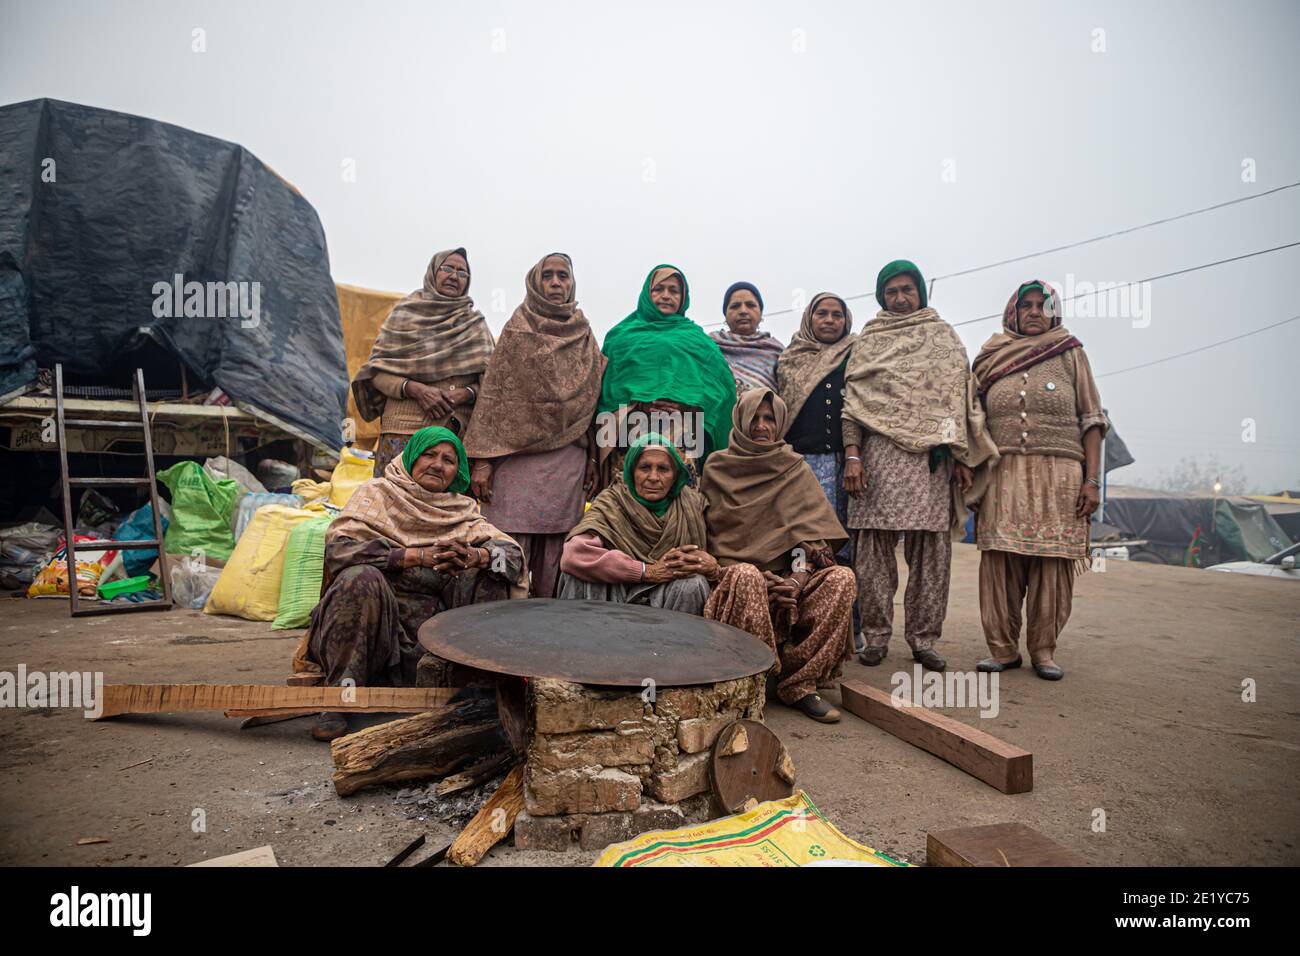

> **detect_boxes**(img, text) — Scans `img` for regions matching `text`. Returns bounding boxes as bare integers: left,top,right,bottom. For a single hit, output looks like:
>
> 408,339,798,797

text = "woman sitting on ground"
701,389,856,723
295,426,527,741
557,433,716,613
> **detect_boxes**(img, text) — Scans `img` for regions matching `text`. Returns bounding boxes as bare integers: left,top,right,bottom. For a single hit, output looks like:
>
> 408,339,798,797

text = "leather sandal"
857,646,887,667
311,712,349,741
792,693,841,723
913,648,947,672
1032,661,1065,681
977,655,1022,672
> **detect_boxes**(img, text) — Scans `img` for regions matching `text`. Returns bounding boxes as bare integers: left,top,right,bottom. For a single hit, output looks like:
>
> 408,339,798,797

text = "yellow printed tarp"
593,791,910,868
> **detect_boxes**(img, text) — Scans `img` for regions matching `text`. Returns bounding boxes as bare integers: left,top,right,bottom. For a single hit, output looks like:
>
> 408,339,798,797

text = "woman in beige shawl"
296,427,526,741
352,248,495,476
557,432,716,613
462,253,606,598
842,259,997,673
970,280,1108,681
701,389,855,723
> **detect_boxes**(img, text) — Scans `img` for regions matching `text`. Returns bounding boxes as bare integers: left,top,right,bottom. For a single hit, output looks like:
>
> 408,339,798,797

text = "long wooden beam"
92,684,458,720
838,680,1032,794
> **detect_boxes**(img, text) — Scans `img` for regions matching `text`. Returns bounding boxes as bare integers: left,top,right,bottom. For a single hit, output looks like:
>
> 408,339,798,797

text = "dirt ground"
1,545,1297,867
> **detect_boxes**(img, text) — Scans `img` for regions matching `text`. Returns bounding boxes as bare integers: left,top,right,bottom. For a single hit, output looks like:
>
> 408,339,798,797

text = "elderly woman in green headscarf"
294,426,527,741
557,433,717,613
594,265,737,488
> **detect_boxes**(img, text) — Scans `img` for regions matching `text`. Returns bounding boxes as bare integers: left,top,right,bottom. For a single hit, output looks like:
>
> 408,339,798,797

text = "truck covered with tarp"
0,98,347,450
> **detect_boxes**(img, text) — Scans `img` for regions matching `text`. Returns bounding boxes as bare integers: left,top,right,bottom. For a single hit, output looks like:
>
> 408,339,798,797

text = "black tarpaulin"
0,98,347,449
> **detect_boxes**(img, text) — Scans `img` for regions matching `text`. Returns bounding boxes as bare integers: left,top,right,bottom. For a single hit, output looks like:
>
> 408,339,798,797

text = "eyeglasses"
438,265,470,279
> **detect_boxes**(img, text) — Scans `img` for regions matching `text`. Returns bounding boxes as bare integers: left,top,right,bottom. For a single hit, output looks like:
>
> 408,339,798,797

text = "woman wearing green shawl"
557,432,717,614
296,426,527,741
595,265,737,488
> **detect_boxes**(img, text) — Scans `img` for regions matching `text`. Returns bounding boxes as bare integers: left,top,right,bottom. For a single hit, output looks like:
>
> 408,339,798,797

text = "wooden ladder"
54,363,173,616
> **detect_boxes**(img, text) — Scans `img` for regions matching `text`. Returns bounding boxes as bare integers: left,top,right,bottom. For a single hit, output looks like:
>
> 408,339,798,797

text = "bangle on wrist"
1086,477,1101,487
845,455,861,462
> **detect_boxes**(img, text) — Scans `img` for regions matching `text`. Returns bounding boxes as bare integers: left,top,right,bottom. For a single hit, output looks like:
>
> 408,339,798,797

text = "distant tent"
0,98,348,449
1104,485,1293,567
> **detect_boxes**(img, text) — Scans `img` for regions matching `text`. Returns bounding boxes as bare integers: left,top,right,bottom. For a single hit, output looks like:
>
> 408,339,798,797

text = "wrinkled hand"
661,545,718,580
1076,481,1101,519
643,559,679,584
408,381,454,418
844,458,866,498
954,463,974,495
431,539,487,575
762,570,800,611
470,460,494,503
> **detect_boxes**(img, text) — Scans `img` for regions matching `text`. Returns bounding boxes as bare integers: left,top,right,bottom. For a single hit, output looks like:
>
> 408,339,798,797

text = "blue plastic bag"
116,504,168,577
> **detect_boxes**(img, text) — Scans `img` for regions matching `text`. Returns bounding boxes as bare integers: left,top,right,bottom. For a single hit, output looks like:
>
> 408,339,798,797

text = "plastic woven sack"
593,791,911,868
170,558,224,610
291,478,331,503
157,461,241,562
232,493,304,541
203,505,319,621
328,446,375,507
271,516,333,629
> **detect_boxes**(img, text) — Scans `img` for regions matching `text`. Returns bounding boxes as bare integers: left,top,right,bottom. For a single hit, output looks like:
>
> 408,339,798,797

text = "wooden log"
93,684,458,720
447,764,525,867
927,823,1084,867
838,680,1032,794
436,751,516,797
330,697,507,797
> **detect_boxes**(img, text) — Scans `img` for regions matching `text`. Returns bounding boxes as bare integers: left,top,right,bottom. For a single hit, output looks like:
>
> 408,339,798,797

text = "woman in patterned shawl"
710,281,784,396
352,248,494,476
970,280,1108,681
295,427,526,740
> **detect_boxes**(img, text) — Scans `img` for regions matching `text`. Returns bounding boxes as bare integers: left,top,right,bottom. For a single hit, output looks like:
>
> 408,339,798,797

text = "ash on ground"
392,773,506,827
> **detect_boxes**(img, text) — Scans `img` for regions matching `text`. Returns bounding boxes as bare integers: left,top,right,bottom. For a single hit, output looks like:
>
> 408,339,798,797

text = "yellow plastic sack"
203,505,320,621
292,478,332,503
593,791,911,868
328,447,375,507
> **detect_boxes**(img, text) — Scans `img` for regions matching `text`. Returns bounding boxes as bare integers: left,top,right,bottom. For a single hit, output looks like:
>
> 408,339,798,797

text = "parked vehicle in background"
1207,542,1300,582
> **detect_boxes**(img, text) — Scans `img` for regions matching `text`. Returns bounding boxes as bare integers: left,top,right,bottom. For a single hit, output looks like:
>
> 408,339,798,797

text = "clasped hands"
411,538,490,576
643,544,718,583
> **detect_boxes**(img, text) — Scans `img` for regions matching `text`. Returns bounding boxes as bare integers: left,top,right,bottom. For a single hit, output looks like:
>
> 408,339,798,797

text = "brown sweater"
370,371,479,437
982,350,1108,461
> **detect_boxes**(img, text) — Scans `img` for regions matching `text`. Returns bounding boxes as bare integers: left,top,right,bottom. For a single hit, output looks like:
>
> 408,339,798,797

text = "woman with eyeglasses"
352,248,494,476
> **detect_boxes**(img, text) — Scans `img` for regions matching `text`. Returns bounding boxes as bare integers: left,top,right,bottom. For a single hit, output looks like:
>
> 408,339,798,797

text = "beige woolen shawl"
701,389,848,567
775,292,856,424
567,481,708,563
329,457,529,599
462,253,605,458
351,248,495,422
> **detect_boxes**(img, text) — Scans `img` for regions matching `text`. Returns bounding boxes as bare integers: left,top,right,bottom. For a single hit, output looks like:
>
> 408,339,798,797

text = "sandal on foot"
793,693,841,723
1032,662,1064,681
977,655,1022,673
913,648,947,672
857,646,887,667
311,712,349,741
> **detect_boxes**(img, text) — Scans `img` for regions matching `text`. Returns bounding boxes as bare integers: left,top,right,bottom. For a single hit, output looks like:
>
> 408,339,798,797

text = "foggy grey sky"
3,0,1298,489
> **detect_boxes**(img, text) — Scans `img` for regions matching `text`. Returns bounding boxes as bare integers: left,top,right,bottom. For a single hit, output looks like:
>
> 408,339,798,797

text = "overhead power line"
761,181,1300,318
950,240,1300,328
1095,314,1300,379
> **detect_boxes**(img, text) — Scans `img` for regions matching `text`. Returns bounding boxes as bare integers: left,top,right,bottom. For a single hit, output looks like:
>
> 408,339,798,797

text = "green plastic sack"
271,516,333,629
156,461,241,563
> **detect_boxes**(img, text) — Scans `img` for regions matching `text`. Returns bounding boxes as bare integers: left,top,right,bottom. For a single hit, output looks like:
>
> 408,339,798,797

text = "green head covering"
875,259,928,310
1016,281,1045,303
623,432,690,517
399,426,471,494
597,265,736,460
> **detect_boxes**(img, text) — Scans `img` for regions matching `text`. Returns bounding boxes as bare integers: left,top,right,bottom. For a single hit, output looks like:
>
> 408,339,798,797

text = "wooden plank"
447,764,525,867
93,684,459,720
839,680,1032,794
927,823,1084,867
188,845,279,867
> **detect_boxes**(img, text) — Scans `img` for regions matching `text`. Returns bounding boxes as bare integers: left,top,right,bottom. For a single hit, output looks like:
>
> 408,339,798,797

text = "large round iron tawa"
417,599,775,687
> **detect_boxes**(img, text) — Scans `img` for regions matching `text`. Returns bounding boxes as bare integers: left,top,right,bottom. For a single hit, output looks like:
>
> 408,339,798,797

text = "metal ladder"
54,363,173,616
